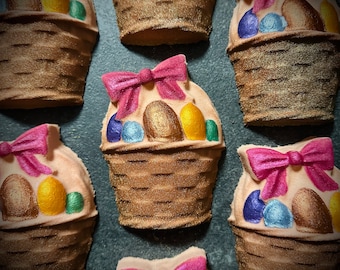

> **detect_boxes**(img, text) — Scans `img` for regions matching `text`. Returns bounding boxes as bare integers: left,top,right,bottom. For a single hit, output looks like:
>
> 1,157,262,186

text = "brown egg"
0,174,38,222
292,188,333,233
143,100,184,142
282,0,324,31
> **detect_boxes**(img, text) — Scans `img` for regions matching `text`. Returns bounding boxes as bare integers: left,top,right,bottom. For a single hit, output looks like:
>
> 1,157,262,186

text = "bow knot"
0,124,52,177
102,54,187,120
0,142,11,156
287,151,303,166
246,138,338,200
138,68,154,84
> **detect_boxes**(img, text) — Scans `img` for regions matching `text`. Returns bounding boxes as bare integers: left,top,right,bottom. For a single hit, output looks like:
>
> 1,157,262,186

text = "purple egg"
107,113,122,142
243,190,266,223
238,9,259,38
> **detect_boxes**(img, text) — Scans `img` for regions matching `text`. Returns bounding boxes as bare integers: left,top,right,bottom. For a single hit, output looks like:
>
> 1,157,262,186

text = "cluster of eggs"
106,101,219,144
0,174,84,222
0,0,87,21
243,188,340,233
238,0,339,39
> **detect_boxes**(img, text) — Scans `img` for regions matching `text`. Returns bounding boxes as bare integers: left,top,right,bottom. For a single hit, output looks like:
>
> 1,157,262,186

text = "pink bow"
253,0,275,13
102,54,187,120
120,256,206,270
0,124,52,177
246,138,338,200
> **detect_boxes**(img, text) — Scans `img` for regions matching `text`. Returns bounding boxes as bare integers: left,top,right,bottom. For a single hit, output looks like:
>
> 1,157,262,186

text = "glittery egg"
292,188,333,233
263,199,293,228
37,176,66,216
122,121,144,143
330,192,340,232
69,0,86,21
41,0,69,13
238,9,259,38
143,100,183,142
66,192,84,214
243,190,266,224
206,120,219,141
259,13,287,33
180,103,206,140
0,174,38,221
107,113,122,142
320,0,340,33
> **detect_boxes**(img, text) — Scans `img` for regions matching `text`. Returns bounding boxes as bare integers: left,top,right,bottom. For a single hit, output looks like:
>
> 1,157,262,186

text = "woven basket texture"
232,226,340,270
0,216,96,269
104,148,223,229
0,17,97,108
229,39,340,126
113,0,215,45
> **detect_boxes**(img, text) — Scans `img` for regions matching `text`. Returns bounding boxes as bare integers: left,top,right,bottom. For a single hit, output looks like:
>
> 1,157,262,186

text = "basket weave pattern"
0,217,96,269
113,0,215,45
0,17,98,108
104,148,222,229
232,226,340,270
229,39,340,126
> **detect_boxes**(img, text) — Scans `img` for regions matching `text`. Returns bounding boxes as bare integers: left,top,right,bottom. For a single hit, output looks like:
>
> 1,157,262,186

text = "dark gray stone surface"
0,0,339,269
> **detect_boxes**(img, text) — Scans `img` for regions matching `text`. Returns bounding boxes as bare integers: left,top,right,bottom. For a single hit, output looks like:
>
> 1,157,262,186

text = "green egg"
66,192,84,214
69,0,86,21
206,120,219,141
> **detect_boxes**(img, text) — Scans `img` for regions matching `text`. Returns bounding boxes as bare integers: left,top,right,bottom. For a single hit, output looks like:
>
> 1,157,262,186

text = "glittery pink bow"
102,54,187,120
120,256,206,270
253,0,275,13
0,124,52,177
246,138,338,200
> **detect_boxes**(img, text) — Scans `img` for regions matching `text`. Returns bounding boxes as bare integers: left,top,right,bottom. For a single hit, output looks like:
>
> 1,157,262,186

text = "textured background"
0,0,339,269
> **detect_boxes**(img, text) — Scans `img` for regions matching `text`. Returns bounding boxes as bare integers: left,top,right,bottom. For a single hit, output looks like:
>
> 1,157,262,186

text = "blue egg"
243,190,266,224
263,200,293,228
238,9,259,38
259,13,287,33
107,113,122,142
122,121,144,143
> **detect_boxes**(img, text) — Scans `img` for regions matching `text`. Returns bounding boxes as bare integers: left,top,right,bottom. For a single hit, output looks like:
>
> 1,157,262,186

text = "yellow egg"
41,0,69,14
330,192,340,232
320,0,340,33
180,103,206,140
37,176,66,216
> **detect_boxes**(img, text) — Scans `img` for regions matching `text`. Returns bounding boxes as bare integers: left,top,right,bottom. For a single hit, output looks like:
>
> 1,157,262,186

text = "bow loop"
102,54,187,120
0,124,52,177
246,138,338,200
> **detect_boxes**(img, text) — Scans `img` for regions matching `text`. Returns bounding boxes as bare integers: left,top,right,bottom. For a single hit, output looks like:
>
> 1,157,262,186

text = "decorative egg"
330,192,340,232
320,0,340,33
69,0,86,21
238,9,259,38
143,100,183,142
37,176,66,216
205,120,219,141
263,199,293,228
107,113,123,142
0,174,38,221
122,121,144,143
259,13,287,33
180,103,206,140
66,192,84,214
243,190,266,224
41,0,69,14
292,188,333,233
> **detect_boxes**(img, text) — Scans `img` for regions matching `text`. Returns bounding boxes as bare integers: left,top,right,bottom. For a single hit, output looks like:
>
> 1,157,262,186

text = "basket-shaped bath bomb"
227,0,340,126
0,0,98,109
100,55,225,229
